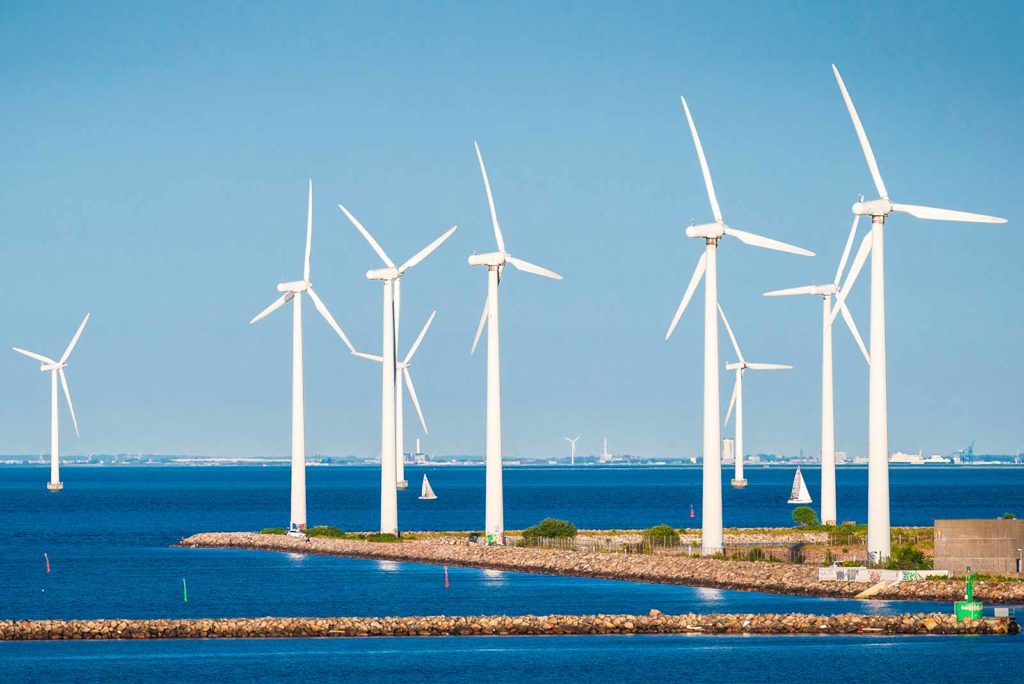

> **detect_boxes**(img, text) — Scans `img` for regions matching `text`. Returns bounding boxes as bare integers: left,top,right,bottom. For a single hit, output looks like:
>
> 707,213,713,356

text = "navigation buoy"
44,553,50,574
689,504,696,519
182,578,188,603
444,566,449,589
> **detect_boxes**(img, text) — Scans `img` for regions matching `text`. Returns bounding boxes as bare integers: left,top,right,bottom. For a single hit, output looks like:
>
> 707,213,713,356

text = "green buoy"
954,569,983,622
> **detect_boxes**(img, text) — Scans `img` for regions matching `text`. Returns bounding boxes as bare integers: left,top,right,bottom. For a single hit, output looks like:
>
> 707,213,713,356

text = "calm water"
0,465,1020,680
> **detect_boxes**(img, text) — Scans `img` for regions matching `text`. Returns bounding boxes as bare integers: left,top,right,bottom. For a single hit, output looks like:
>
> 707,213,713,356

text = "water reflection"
377,560,399,572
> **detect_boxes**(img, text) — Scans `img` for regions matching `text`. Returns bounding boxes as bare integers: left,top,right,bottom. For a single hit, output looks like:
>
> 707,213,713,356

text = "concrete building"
934,519,1024,576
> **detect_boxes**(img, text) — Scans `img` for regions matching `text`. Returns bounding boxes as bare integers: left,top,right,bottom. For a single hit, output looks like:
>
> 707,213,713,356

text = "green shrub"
362,533,401,543
1002,512,1018,519
642,524,681,546
307,525,346,538
883,544,930,570
259,527,286,535
792,506,820,528
522,518,577,540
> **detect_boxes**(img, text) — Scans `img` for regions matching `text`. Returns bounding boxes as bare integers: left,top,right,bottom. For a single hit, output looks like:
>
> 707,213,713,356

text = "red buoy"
444,566,449,589
689,504,696,519
44,553,50,574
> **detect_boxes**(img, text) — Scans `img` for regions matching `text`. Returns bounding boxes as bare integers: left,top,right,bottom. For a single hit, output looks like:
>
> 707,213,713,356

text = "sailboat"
787,467,812,504
418,474,437,501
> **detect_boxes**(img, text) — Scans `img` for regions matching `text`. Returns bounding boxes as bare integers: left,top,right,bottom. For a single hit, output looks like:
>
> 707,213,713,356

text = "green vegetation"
307,525,346,538
259,527,286,535
522,518,578,540
1002,512,1018,519
792,506,820,528
361,533,401,543
971,572,1024,583
882,544,930,570
642,524,681,546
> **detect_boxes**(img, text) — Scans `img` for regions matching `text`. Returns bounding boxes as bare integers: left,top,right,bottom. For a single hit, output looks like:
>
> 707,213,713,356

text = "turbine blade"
399,225,458,274
717,304,745,364
61,313,90,363
404,310,436,364
679,96,723,223
763,285,819,297
304,179,313,281
665,252,707,340
307,287,355,353
745,363,792,370
403,367,428,434
59,369,79,437
506,255,563,280
470,297,488,355
12,347,56,365
474,142,506,252
838,299,871,365
352,351,384,362
724,226,814,256
829,232,872,327
250,293,292,324
832,64,888,199
724,372,739,427
891,203,1007,224
338,202,395,268
834,211,861,286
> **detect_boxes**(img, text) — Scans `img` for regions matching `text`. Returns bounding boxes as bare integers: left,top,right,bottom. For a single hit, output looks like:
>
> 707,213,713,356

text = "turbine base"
47,482,64,492
730,478,748,489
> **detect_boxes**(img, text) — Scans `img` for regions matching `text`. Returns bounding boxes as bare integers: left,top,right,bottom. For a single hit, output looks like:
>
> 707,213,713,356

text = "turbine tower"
564,435,580,466
718,305,792,489
250,180,356,534
763,213,871,524
469,141,562,545
13,314,89,491
665,97,814,555
339,202,456,535
829,65,1007,560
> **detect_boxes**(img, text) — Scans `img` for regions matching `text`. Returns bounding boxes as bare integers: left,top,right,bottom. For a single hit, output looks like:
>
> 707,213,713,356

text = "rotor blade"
837,299,871,365
404,310,436,364
250,293,292,324
679,96,722,223
403,367,428,434
304,179,313,281
665,252,707,340
338,202,395,268
745,363,792,370
891,203,1007,224
724,372,739,427
834,211,861,286
61,313,90,363
307,287,355,353
829,232,872,327
832,64,888,199
470,297,488,356
59,369,79,437
506,255,563,280
399,225,458,273
724,226,814,256
474,141,506,253
717,304,745,364
763,285,819,297
352,351,384,362
12,347,55,365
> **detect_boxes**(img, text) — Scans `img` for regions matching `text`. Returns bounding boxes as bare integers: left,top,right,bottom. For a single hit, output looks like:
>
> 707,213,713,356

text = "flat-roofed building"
934,519,1024,576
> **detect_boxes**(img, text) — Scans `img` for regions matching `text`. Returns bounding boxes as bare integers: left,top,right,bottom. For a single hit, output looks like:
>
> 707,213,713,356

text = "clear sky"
1,1,1020,460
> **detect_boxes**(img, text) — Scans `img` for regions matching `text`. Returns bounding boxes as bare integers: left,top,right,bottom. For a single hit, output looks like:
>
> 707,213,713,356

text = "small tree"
522,518,577,539
885,544,929,570
792,506,819,528
1002,512,1018,519
642,524,681,547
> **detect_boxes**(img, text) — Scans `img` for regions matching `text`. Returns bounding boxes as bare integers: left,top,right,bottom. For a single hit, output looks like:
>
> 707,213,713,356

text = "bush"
792,506,820,528
522,518,577,540
642,524,681,546
1002,512,1018,519
259,527,286,535
306,525,347,538
884,544,930,570
362,533,401,543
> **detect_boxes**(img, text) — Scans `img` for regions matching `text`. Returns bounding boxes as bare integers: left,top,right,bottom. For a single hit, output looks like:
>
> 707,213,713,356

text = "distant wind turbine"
469,141,562,545
564,435,580,466
13,313,90,491
250,180,355,534
829,65,1007,560
665,96,813,555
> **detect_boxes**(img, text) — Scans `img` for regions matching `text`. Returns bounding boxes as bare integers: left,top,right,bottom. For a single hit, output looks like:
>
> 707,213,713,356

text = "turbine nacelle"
685,222,725,240
276,280,309,293
41,362,67,372
467,251,506,267
366,267,401,281
852,198,893,217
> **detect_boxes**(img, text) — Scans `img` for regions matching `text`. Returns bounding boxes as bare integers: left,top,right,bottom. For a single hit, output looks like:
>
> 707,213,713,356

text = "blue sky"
1,1,1020,459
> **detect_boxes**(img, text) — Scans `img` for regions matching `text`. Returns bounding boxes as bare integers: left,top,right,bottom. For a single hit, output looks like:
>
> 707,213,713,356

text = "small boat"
418,474,437,501
787,467,812,504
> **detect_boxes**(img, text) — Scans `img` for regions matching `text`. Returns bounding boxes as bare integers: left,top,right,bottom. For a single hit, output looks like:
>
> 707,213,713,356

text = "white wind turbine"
250,180,356,534
665,97,814,555
469,141,562,545
763,213,871,524
564,435,580,466
717,305,792,489
338,202,456,535
13,313,89,491
829,65,1007,560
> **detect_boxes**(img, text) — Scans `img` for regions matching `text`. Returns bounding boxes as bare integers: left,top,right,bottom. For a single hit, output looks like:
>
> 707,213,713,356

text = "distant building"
934,519,1024,576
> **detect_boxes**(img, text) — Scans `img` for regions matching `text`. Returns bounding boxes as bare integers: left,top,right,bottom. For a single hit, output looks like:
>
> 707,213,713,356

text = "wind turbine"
338,202,456,535
564,435,580,466
665,96,814,555
13,313,89,491
829,65,1007,560
717,305,792,489
250,180,356,534
468,141,562,545
763,213,871,524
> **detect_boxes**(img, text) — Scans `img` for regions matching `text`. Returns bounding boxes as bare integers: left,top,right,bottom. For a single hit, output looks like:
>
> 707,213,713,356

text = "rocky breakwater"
177,532,1024,603
0,612,1016,640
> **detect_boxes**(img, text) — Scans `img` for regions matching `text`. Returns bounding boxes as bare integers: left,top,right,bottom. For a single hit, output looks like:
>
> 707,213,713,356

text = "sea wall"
177,532,1024,603
0,612,1016,640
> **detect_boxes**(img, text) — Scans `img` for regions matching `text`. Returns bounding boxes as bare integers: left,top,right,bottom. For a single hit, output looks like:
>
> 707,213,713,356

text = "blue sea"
0,465,1020,682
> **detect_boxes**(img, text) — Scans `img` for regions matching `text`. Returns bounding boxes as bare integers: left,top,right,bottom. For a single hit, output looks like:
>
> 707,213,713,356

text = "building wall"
933,519,1024,576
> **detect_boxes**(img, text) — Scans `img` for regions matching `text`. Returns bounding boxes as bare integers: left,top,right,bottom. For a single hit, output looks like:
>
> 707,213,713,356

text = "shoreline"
177,532,1024,604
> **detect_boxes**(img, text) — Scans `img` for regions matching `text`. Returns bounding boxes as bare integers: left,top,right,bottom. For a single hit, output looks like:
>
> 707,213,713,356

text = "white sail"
418,474,437,500
787,467,812,504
